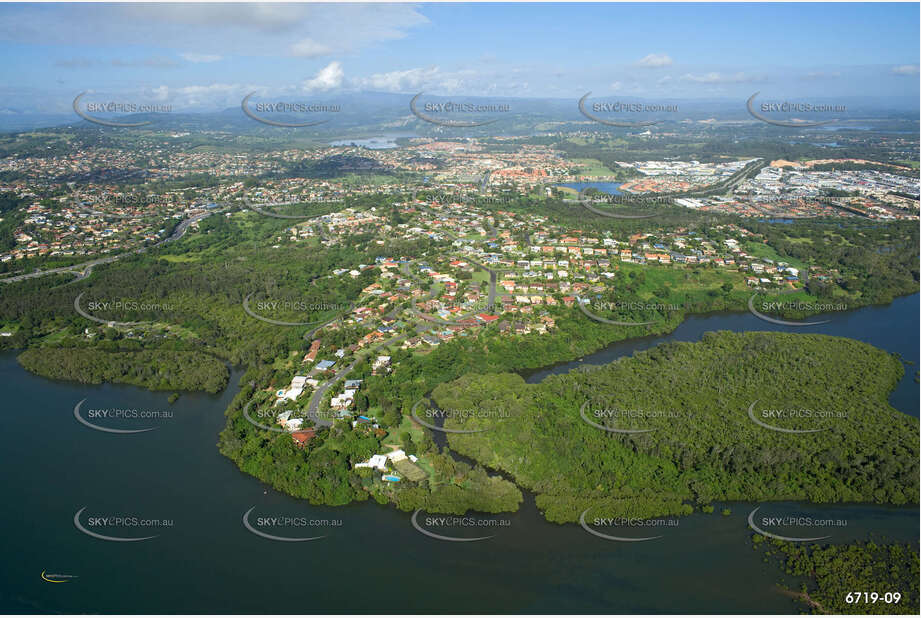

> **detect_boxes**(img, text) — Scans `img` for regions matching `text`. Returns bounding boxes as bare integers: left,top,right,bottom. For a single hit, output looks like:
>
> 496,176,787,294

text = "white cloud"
800,71,841,81
289,39,333,58
355,66,442,93
302,61,344,91
0,4,428,60
637,53,672,68
680,72,760,84
180,53,222,63
111,56,180,69
54,58,95,69
167,83,256,108
151,85,170,101
891,64,919,75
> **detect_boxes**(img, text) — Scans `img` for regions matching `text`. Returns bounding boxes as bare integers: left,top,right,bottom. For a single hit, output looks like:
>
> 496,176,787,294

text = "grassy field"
742,240,809,270
571,157,616,177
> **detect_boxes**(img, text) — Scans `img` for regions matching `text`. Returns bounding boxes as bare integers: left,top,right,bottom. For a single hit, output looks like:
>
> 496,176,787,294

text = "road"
304,328,426,419
1,207,221,285
464,256,506,310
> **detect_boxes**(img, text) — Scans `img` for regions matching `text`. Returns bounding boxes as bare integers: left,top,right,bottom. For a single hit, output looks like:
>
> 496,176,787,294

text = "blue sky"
0,2,917,112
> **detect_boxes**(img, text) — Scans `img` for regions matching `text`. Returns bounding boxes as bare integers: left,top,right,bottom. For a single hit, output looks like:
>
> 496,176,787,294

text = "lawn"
743,240,809,270
571,158,616,177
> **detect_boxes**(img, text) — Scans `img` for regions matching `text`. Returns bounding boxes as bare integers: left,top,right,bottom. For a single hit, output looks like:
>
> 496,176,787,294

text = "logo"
410,510,498,542
578,508,667,542
73,507,160,542
577,188,660,220
578,92,663,128
68,186,146,220
579,402,658,434
577,298,657,327
242,293,352,327
746,92,838,128
747,294,830,327
73,399,158,435
241,507,328,542
747,506,833,542
73,92,170,128
242,399,289,433
746,400,829,435
409,93,502,127
73,292,140,327
242,195,334,220
41,571,78,583
240,92,333,128
409,400,493,434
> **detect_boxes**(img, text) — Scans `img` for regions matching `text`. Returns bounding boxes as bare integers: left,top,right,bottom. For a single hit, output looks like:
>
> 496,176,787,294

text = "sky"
0,2,918,113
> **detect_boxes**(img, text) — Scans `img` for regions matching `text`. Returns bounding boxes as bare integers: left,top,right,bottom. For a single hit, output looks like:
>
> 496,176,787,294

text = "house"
303,339,321,363
284,418,304,431
354,454,389,471
277,375,308,402
315,360,336,371
291,428,317,447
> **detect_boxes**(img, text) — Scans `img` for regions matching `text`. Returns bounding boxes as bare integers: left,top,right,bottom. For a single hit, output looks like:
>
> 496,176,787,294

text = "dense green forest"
754,536,920,614
1,186,917,520
431,332,917,523
217,369,522,513
18,348,228,392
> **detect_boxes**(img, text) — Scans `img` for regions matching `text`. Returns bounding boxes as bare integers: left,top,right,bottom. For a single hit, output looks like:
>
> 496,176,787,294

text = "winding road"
1,207,221,285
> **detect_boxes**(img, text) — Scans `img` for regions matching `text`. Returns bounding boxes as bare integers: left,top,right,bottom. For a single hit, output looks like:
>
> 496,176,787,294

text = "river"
1,295,917,614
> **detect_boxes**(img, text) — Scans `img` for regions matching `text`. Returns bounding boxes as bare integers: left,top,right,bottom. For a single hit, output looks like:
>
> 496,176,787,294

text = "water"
329,135,412,150
555,181,623,195
1,295,918,613
524,293,919,416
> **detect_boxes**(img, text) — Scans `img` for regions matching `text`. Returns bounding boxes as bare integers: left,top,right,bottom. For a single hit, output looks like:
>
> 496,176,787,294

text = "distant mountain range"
1,91,917,134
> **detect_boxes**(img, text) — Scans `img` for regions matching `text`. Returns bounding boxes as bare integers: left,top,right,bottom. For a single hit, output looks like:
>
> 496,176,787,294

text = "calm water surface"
1,296,917,613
